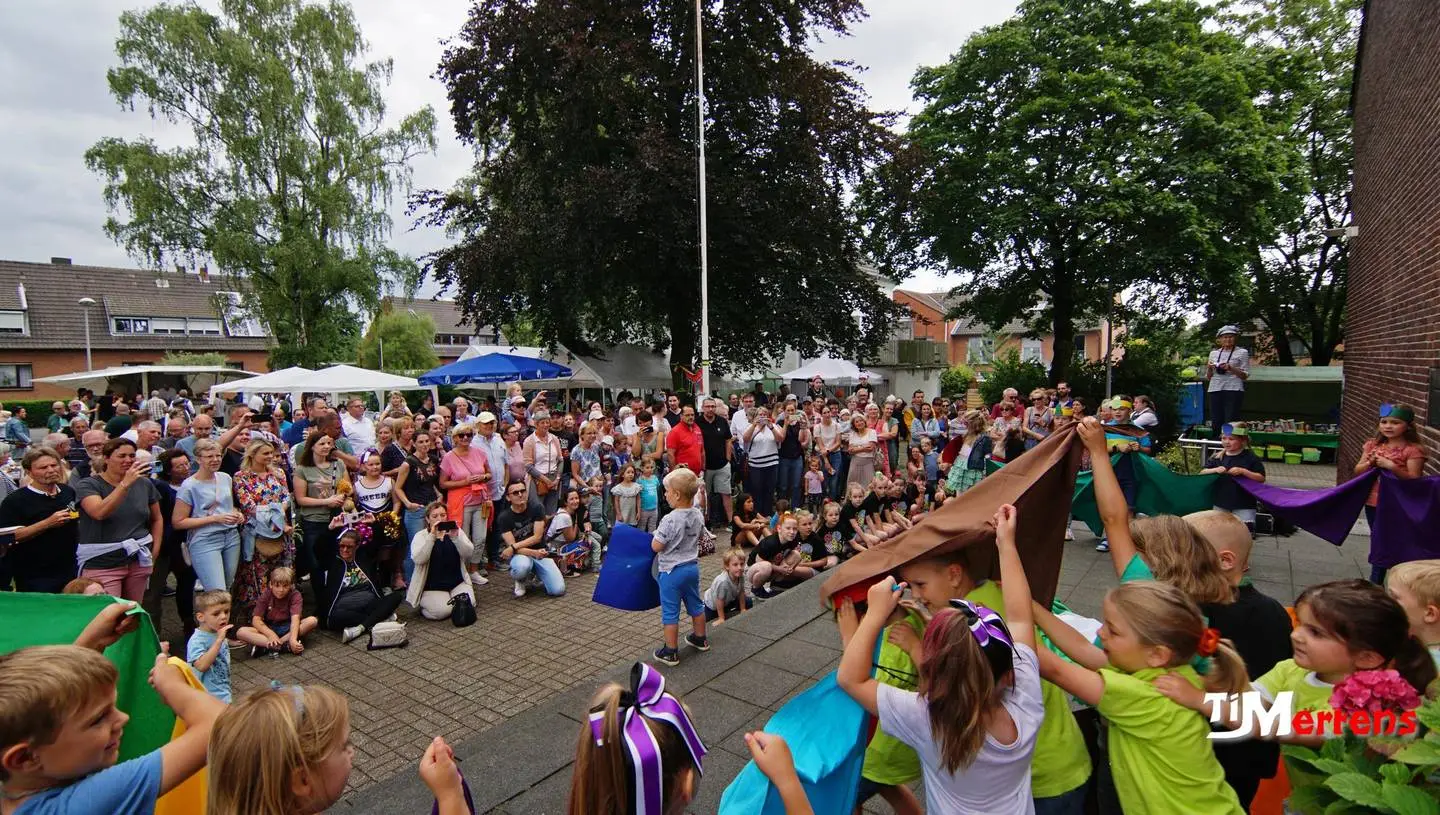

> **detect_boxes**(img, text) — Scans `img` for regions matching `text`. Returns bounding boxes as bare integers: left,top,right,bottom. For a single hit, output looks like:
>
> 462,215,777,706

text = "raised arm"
837,577,903,715
1076,418,1137,578
1031,601,1108,669
991,504,1034,650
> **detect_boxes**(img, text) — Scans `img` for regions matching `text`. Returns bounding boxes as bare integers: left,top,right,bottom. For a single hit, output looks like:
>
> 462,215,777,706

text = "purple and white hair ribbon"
588,662,707,815
949,600,1013,649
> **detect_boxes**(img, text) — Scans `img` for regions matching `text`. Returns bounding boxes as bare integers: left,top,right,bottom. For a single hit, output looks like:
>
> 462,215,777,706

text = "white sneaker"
513,581,526,598
470,571,489,587
1064,527,1075,541
385,614,397,623
341,625,365,644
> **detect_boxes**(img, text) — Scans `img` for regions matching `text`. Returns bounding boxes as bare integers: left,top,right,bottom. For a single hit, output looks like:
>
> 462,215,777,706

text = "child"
61,577,106,596
1387,559,1440,668
705,548,752,624
728,493,766,548
1354,403,1428,582
792,510,835,572
802,456,825,515
918,436,939,492
818,501,857,563
611,463,641,528
650,468,708,666
636,460,660,533
896,544,1092,812
0,604,225,814
568,662,707,814
1199,423,1266,527
838,505,1044,813
1038,581,1248,814
585,475,608,542
747,514,812,599
236,566,319,658
207,684,468,815
768,498,792,531
188,588,234,703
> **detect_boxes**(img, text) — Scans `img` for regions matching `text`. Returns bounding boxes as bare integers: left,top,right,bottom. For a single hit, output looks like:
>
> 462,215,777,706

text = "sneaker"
513,581,527,598
249,645,261,659
685,633,711,652
1095,538,1110,553
341,625,365,644
754,585,777,600
162,586,176,598
470,571,489,587
652,646,680,666
1064,527,1075,541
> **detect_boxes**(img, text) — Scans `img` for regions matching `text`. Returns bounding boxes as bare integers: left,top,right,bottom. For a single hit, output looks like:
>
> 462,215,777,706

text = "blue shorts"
270,621,291,638
657,560,703,624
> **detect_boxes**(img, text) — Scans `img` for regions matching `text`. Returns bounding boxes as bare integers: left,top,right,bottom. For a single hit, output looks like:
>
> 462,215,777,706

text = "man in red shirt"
665,404,706,475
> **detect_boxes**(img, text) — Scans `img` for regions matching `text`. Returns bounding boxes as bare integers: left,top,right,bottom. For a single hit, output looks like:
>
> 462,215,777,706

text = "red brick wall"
1341,0,1440,479
0,350,270,400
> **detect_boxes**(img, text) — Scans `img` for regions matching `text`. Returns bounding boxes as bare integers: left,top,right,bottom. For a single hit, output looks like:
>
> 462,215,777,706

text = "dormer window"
112,316,226,336
0,310,26,335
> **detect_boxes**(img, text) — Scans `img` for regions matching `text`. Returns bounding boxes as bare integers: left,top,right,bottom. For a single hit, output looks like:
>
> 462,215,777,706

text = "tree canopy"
86,0,437,368
419,0,907,380
357,310,439,372
863,0,1297,383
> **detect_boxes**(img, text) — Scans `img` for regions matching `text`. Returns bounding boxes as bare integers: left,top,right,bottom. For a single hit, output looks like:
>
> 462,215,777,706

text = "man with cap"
1206,325,1250,436
470,409,509,567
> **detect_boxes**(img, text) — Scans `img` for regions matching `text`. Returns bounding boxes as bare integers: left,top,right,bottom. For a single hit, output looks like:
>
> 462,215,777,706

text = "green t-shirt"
1255,657,1336,811
861,611,925,785
967,580,1091,798
1098,666,1243,815
1119,553,1154,583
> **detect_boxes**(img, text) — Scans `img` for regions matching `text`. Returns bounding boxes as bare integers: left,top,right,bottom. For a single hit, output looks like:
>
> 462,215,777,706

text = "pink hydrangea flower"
1329,669,1421,715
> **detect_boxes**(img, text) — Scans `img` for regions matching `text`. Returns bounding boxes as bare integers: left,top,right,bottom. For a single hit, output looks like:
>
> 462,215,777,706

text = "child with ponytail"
1036,580,1249,814
837,505,1046,813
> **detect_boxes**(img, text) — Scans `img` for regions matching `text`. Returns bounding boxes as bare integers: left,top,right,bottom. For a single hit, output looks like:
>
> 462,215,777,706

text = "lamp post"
78,297,96,371
695,0,711,397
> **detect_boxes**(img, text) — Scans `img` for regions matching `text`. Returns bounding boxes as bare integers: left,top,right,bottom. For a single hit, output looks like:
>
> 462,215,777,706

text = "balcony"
874,338,947,368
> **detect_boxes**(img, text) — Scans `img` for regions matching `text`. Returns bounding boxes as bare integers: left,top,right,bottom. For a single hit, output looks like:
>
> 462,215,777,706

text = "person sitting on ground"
728,492,766,548
405,500,477,621
793,509,837,572
705,548,752,624
746,513,813,599
236,566,318,657
315,524,407,644
497,480,566,598
63,577,107,595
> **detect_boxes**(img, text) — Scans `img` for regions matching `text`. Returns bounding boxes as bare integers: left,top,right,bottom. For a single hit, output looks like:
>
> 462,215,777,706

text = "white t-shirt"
875,642,1044,815
342,412,377,450
814,420,841,454
1207,347,1250,393
1132,409,1159,429
730,409,752,449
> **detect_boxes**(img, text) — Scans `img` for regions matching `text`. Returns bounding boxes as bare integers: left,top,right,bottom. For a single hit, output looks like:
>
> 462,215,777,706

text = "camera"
437,520,458,532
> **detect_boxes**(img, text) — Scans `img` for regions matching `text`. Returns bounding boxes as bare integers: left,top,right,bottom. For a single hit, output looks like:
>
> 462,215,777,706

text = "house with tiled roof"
0,257,272,398
378,295,505,362
892,288,1110,369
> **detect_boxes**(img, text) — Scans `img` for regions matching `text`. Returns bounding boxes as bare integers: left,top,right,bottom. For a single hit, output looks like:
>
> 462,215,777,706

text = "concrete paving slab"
709,658,813,709
749,638,842,678
682,685,767,746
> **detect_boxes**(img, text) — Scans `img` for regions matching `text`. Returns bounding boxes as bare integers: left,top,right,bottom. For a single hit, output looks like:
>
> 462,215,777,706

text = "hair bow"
589,662,707,815
949,600,1013,650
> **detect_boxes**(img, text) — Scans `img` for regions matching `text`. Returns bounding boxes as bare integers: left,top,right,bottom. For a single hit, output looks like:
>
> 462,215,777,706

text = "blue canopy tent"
417,353,574,386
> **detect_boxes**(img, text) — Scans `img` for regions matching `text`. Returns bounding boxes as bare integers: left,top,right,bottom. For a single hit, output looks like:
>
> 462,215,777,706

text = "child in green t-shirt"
834,591,924,814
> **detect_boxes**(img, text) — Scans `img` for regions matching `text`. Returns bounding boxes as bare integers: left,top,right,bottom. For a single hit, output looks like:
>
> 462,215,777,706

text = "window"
0,364,33,389
967,336,994,364
218,292,265,337
113,317,150,334
189,318,222,336
1021,339,1044,364
151,317,188,335
0,310,26,335
434,333,471,345
897,318,914,341
1073,335,1087,360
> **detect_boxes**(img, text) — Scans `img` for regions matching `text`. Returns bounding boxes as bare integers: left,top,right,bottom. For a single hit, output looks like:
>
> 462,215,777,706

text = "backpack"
449,593,477,628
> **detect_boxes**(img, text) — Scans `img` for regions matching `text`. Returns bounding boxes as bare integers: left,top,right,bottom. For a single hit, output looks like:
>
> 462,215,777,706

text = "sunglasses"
508,489,526,496
455,432,474,438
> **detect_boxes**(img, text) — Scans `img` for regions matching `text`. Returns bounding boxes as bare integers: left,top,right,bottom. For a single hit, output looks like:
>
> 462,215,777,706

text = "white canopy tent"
206,366,313,397
453,343,670,393
35,365,254,395
779,357,886,385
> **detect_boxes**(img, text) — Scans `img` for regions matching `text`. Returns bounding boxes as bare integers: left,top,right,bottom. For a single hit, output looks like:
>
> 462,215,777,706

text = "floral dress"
232,468,293,622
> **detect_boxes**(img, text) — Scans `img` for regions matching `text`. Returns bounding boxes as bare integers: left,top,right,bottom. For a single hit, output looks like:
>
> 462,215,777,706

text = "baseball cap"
476,411,497,424
601,435,615,446
509,395,527,406
1216,324,1240,337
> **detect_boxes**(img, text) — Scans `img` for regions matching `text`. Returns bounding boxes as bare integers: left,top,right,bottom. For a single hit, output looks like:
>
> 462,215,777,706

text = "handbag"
449,593,476,628
366,620,408,650
254,536,286,559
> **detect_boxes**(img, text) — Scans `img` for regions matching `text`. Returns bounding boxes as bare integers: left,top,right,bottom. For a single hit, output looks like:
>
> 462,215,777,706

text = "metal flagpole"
696,0,711,397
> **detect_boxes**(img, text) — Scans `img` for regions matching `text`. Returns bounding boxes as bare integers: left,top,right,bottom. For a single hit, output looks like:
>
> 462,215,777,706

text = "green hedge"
1,399,65,428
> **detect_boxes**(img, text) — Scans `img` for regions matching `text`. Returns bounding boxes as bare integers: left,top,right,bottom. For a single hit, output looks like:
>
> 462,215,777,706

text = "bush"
940,364,977,397
1066,338,1184,447
978,350,1049,406
1,399,64,428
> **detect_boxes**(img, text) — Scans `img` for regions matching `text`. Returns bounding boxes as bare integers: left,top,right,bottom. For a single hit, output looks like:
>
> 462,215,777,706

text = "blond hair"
207,685,350,815
269,566,295,585
662,467,701,502
0,646,118,780
1108,582,1248,695
723,547,746,566
1388,560,1440,610
1184,510,1252,565
240,439,277,472
1131,516,1234,604
195,589,232,613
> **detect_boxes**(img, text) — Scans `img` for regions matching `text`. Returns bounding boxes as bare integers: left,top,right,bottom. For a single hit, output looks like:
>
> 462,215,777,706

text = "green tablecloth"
1192,427,1338,449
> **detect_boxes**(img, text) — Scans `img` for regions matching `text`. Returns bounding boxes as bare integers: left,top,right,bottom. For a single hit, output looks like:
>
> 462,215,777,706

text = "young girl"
817,501,855,563
838,481,876,550
793,510,836,572
802,456,825,515
838,505,1044,814
905,445,925,483
1200,423,1266,527
1037,581,1249,814
704,549,752,623
946,410,990,496
611,463,641,528
1354,403,1428,582
567,663,708,815
207,685,468,815
650,468,707,666
729,493,765,548
636,460,661,533
354,449,403,590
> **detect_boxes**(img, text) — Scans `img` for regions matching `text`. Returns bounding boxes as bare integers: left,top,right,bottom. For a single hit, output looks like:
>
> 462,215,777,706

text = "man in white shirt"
729,392,754,445
341,398,377,450
618,397,645,437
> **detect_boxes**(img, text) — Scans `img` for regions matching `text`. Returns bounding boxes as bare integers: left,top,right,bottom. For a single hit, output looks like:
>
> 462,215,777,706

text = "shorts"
657,560,703,625
270,620,292,638
704,464,733,495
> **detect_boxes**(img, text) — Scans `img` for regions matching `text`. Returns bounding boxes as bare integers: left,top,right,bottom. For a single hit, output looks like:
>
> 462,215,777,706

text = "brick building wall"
1340,0,1440,478
6,350,270,400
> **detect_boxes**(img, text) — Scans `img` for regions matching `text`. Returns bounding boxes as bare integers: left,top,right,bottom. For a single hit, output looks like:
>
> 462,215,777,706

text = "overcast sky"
0,0,1015,295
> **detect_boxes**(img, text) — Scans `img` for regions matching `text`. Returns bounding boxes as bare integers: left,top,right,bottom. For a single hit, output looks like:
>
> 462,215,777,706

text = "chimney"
198,264,210,282
50,257,72,265
16,284,27,310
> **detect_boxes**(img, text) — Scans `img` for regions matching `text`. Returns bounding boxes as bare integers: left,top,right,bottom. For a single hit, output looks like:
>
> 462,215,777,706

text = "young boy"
896,548,1092,812
187,589,234,703
705,548,752,624
1385,559,1440,669
0,602,226,814
1199,424,1266,528
236,567,319,658
650,468,708,666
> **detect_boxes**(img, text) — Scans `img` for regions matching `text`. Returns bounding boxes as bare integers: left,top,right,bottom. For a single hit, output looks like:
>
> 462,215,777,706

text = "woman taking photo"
232,439,294,625
173,438,245,592
503,424,526,484
293,430,348,581
76,438,163,601
743,407,783,516
396,429,442,585
406,501,476,620
845,413,879,487
439,423,493,589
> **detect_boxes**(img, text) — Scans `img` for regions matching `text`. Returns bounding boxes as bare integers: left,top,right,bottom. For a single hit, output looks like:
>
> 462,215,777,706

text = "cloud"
0,0,1008,293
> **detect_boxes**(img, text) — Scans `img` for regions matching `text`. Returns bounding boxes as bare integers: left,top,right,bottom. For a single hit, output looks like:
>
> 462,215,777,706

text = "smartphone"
253,412,274,423
436,520,458,532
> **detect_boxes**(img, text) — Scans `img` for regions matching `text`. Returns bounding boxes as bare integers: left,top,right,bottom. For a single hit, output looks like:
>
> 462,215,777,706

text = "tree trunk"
1049,285,1076,385
668,305,698,394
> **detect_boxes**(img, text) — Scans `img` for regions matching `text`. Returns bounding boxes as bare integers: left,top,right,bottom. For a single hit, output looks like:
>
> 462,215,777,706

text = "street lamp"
78,297,96,371
695,0,711,396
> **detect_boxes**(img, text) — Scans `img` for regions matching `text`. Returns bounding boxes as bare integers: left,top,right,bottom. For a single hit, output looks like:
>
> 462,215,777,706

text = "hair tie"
588,663,707,814
1197,627,1221,657
948,600,1013,650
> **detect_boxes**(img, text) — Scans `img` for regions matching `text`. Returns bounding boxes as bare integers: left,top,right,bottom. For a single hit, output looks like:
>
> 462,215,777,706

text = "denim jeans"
461,503,490,565
823,451,843,500
189,531,241,591
509,554,566,596
402,506,426,584
748,465,778,517
299,518,335,580
777,457,804,509
1033,783,1087,815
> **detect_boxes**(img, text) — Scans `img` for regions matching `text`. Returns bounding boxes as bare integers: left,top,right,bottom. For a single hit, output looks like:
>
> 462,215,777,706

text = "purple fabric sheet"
1371,472,1440,568
1237,471,1377,547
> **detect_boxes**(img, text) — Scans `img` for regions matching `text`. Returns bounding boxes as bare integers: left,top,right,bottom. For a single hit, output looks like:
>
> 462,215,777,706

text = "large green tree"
357,310,439,371
86,0,437,368
1226,0,1360,366
862,0,1297,383
419,0,907,380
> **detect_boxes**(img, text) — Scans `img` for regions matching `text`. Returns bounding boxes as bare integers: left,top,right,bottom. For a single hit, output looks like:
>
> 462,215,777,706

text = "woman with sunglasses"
439,423,492,589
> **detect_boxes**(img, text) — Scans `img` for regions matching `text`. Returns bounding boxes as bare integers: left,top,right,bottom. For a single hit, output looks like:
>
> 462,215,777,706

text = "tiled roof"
0,258,272,351
381,295,502,342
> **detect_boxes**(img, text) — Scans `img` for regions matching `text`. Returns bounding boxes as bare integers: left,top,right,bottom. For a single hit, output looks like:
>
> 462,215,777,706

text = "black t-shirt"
220,448,244,477
402,453,440,506
749,533,795,566
380,442,407,475
818,521,849,559
730,511,759,538
665,410,683,428
423,533,464,592
1203,583,1292,783
1210,450,1266,510
795,532,824,562
778,415,805,459
696,416,732,467
104,414,133,438
0,485,79,583
837,494,882,541
495,502,545,548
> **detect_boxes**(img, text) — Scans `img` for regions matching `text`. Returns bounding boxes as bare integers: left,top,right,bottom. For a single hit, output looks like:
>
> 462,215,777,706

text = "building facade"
378,295,505,363
1340,0,1440,476
892,288,1109,370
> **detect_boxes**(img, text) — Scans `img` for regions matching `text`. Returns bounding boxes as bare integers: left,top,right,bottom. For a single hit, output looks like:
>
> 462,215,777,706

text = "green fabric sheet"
0,593,175,761
988,453,1217,535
